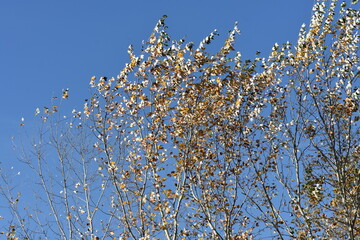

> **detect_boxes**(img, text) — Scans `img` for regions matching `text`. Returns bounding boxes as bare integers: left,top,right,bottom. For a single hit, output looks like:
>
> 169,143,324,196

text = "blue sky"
0,0,314,191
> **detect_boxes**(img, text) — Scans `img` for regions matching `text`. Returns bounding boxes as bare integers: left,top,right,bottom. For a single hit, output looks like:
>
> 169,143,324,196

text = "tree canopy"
1,0,360,239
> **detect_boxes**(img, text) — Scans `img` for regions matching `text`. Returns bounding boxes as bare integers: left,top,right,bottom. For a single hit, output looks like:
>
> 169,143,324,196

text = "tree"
1,0,359,239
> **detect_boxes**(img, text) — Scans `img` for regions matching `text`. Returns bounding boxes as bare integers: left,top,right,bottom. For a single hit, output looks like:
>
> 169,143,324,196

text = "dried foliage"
1,0,359,239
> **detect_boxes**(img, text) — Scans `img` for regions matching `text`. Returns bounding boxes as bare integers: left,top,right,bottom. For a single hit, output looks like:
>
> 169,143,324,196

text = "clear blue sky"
0,0,314,191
